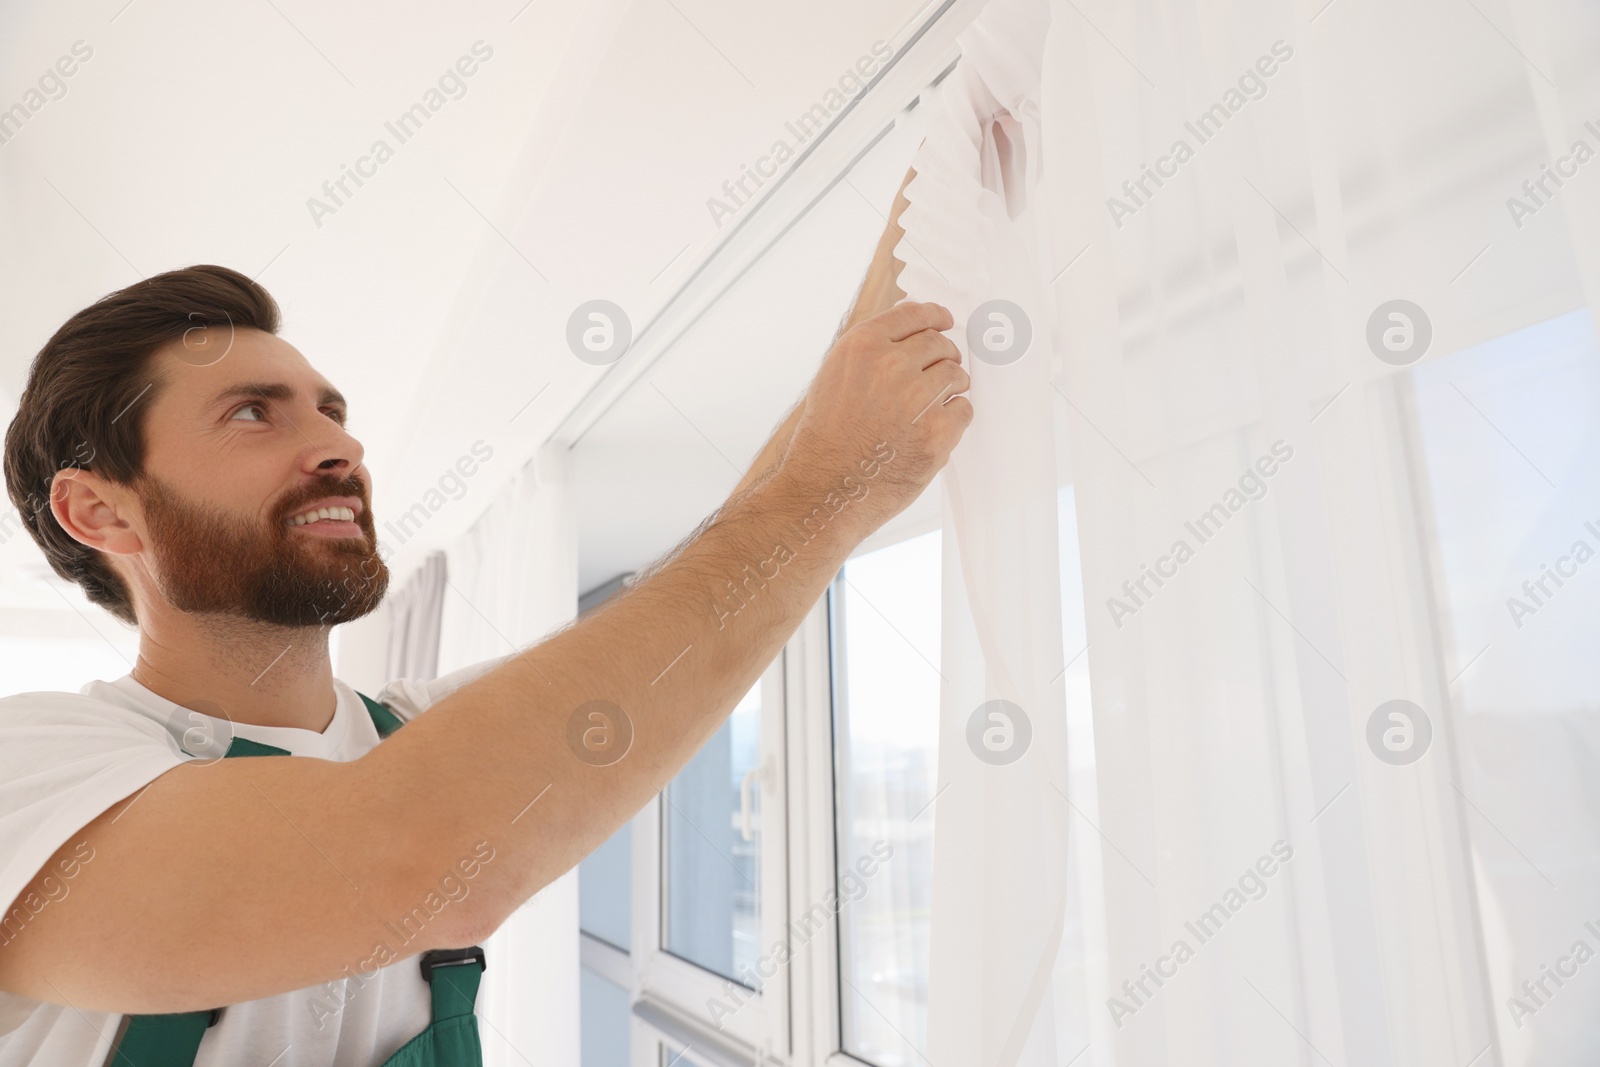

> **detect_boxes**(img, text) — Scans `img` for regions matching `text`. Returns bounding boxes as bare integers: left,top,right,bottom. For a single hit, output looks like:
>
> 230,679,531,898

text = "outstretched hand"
779,300,971,539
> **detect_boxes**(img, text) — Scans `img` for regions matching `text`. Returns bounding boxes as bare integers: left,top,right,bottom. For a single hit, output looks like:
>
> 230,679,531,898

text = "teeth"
288,506,356,526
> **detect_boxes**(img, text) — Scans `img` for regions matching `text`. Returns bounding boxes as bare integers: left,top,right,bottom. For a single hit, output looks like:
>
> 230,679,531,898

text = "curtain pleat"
385,551,448,683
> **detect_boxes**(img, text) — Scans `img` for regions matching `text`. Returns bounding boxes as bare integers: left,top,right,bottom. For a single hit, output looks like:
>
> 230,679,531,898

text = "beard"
138,473,389,627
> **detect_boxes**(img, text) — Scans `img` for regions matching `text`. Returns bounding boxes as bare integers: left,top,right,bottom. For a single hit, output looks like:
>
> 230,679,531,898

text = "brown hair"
3,265,281,625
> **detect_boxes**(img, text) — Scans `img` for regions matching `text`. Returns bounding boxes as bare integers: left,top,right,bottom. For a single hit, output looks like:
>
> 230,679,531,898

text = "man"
0,169,970,1065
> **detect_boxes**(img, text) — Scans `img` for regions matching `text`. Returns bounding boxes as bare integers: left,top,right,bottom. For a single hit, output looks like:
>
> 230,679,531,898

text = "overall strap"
104,692,430,1067
223,736,290,758
360,692,406,738
378,951,486,1067
109,1009,218,1067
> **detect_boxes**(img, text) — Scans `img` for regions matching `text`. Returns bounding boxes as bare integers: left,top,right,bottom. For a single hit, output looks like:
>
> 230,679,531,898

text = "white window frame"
617,498,939,1067
785,596,844,1067
788,505,943,1067
619,655,791,1064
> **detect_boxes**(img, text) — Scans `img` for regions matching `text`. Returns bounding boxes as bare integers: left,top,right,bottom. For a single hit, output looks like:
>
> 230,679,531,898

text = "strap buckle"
419,946,486,984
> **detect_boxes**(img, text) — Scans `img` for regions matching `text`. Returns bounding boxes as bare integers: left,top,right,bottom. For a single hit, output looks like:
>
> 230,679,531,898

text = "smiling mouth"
285,505,358,527
284,508,366,542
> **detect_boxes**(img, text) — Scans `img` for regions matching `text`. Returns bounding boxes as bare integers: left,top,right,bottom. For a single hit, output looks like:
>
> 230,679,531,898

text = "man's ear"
49,468,145,557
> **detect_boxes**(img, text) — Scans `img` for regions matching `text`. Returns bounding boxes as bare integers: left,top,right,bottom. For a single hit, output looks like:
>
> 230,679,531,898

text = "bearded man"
0,172,970,1066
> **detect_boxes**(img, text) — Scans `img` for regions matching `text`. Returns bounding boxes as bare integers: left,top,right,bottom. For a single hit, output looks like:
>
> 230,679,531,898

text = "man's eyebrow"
206,382,347,409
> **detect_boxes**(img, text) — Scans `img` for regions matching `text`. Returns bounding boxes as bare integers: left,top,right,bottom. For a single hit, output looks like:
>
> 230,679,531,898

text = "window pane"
662,682,762,983
1410,309,1600,1059
832,530,941,1066
580,966,631,1067
579,822,632,951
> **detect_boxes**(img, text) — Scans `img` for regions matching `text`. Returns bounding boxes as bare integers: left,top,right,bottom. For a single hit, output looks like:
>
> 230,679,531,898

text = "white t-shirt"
0,654,512,1067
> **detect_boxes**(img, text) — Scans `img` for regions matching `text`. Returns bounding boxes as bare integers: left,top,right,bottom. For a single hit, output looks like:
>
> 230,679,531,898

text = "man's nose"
301,416,365,476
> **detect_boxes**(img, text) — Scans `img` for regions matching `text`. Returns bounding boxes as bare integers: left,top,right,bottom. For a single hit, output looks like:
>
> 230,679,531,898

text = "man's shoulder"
0,681,182,747
0,687,98,710
0,681,153,720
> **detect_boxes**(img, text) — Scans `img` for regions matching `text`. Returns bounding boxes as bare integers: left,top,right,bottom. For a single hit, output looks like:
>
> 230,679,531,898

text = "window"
575,655,787,1064
824,488,1097,1065
580,825,632,952
579,967,631,1067
662,682,764,982
1408,308,1600,1058
829,529,942,1064
637,662,787,1057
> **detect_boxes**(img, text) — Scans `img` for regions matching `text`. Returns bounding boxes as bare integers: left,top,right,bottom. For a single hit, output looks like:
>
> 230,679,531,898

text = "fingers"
911,360,971,427
902,326,961,370
926,356,971,403
873,300,954,342
942,394,975,427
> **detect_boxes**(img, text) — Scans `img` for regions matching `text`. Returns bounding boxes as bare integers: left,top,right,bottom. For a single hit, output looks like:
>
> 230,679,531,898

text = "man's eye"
325,408,347,425
230,402,267,422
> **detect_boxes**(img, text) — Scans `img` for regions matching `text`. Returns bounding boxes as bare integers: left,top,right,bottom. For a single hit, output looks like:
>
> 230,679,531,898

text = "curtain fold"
385,551,448,683
897,0,1600,1063
896,0,1069,1063
436,443,580,1067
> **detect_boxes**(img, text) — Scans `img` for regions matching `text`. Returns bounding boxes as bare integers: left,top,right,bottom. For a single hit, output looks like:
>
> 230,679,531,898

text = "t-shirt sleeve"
372,652,520,724
0,692,189,922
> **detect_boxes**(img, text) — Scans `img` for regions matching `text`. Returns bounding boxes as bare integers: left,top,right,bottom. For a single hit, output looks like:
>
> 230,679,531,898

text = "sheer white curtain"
895,0,1071,1062
385,551,448,682
436,443,580,1067
899,0,1600,1064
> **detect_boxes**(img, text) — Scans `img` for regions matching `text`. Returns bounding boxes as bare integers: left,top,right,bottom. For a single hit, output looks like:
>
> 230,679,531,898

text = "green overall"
105,694,486,1067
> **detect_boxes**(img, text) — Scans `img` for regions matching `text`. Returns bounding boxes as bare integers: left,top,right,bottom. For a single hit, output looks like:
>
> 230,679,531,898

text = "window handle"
739,766,761,842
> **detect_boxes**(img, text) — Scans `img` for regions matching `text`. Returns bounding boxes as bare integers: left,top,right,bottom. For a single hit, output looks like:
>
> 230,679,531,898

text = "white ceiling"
0,0,974,632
